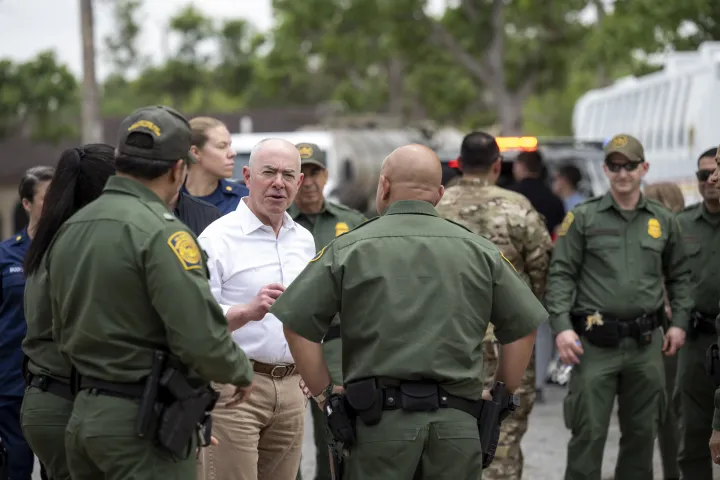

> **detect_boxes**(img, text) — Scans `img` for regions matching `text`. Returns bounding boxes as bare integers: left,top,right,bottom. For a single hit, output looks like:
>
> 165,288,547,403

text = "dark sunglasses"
696,169,715,182
605,161,641,173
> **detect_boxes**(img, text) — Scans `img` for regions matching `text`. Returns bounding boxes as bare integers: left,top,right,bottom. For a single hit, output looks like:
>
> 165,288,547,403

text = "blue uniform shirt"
181,178,248,216
0,228,29,400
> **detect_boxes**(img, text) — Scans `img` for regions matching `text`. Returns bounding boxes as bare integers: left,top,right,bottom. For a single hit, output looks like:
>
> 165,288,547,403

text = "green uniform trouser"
674,332,716,480
657,354,680,479
563,329,665,480
66,390,196,480
297,338,342,480
344,408,482,479
20,386,74,480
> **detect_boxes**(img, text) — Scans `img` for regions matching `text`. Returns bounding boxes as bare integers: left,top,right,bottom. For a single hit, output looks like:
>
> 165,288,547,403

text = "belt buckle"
270,365,288,378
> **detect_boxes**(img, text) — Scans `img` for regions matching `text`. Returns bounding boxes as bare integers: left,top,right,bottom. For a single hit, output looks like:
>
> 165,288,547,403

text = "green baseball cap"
118,105,195,164
296,143,326,169
604,134,645,163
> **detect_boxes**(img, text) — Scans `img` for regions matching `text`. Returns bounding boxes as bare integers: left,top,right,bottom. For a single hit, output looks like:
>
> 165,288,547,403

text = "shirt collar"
104,176,167,206
597,192,649,213
237,198,296,234
454,177,494,188
699,202,720,224
383,200,438,216
287,201,328,219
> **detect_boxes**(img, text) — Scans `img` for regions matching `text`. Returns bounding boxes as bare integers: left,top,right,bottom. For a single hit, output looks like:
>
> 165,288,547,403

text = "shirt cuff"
549,313,573,335
668,311,689,331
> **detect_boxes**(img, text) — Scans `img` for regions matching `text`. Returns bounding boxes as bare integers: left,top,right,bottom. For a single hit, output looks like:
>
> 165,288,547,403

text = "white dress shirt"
198,198,316,364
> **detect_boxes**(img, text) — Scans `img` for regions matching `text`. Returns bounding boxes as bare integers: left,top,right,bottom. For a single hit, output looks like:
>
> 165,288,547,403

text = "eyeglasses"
696,169,715,182
605,161,641,173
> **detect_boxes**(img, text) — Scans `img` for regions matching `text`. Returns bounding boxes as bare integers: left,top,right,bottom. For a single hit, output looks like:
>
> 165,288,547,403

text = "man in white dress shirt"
196,138,316,480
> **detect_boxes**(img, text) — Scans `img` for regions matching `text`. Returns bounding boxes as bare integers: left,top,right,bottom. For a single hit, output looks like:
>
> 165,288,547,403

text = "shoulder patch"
310,246,326,262
167,231,202,270
557,211,575,236
335,222,350,236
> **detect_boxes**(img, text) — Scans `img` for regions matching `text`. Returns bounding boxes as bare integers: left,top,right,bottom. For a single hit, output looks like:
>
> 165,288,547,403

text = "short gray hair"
248,138,300,169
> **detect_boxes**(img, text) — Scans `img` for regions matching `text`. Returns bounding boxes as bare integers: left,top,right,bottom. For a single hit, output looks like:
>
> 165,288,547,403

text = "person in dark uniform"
0,165,54,480
170,190,221,236
510,150,566,234
181,116,248,215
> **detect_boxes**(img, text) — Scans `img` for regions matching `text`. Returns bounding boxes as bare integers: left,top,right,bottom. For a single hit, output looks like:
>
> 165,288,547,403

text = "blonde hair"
644,182,685,213
189,117,225,150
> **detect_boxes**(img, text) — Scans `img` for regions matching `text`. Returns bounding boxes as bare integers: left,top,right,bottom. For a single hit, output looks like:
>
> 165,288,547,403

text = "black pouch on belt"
346,378,383,426
399,383,440,412
583,320,621,348
634,316,655,347
705,343,720,387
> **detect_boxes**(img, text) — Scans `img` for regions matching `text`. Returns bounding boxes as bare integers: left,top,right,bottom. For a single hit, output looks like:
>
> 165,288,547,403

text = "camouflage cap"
118,105,195,164
604,134,644,163
296,143,326,169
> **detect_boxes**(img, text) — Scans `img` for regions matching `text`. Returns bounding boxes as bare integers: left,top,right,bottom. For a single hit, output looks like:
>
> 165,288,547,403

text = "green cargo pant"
344,408,482,479
66,389,196,480
674,332,716,480
563,329,665,480
20,386,74,480
297,337,343,480
657,354,679,479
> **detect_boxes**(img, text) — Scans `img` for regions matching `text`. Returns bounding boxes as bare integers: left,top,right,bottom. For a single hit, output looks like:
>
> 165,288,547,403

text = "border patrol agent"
48,106,254,480
546,134,692,480
0,166,53,480
21,145,116,480
289,142,366,480
271,144,545,479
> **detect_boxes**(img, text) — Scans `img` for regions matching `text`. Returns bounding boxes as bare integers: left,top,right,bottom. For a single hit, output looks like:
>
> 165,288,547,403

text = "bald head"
249,138,301,171
375,144,445,214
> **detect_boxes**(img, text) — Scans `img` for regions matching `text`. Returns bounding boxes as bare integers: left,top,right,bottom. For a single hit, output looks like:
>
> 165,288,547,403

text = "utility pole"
80,0,104,143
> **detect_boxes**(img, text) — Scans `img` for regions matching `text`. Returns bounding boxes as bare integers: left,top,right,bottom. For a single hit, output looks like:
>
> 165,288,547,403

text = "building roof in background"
0,106,321,185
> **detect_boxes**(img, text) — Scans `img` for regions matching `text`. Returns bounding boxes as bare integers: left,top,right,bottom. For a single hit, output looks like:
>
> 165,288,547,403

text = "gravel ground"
32,384,720,479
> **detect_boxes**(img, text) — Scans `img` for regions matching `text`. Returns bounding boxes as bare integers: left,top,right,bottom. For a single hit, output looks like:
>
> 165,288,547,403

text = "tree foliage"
2,0,719,142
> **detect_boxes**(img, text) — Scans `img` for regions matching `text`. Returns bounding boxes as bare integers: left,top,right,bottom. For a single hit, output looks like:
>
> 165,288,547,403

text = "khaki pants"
197,372,306,480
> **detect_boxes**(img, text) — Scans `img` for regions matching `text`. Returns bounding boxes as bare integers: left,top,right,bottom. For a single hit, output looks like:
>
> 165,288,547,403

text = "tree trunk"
80,0,103,144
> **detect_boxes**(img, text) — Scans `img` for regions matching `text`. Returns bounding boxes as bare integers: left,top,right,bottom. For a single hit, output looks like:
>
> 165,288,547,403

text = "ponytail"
25,144,116,275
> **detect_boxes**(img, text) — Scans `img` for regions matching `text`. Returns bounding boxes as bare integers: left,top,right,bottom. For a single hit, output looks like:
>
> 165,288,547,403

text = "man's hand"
245,283,286,321
317,385,345,411
663,326,686,356
225,381,255,407
710,430,720,464
556,329,584,365
482,389,492,401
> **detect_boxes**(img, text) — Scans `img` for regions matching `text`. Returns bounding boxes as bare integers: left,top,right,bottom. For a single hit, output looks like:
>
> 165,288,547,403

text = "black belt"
28,374,73,401
571,313,658,338
79,377,146,400
324,325,341,343
692,311,717,335
376,378,480,419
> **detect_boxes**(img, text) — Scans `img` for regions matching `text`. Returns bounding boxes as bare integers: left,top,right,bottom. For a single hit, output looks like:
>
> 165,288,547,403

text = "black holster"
324,393,356,480
345,378,383,426
705,343,720,387
690,311,718,340
478,381,520,469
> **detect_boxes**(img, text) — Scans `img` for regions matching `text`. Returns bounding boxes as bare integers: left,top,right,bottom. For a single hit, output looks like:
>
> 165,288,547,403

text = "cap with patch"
604,134,644,163
296,143,326,169
118,105,195,164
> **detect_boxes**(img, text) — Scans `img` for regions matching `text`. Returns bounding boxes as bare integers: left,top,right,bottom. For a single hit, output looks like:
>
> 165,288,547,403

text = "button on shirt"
0,228,30,400
198,199,316,364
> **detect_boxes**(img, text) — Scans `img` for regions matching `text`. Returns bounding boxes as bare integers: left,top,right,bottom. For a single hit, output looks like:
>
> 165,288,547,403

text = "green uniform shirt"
48,176,253,386
270,200,547,401
288,200,366,329
546,193,692,333
22,259,71,379
675,202,720,317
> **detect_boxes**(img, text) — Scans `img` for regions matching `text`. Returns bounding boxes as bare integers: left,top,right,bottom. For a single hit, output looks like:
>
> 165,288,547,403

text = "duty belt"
252,361,296,378
692,311,717,336
571,312,659,338
323,325,341,343
375,377,480,418
27,373,73,401
79,376,146,400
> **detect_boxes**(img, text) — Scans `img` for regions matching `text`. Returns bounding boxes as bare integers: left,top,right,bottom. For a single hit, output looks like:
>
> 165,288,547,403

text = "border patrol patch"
557,212,574,237
167,231,202,270
298,145,313,159
335,222,349,237
647,218,661,239
500,251,517,272
310,246,326,263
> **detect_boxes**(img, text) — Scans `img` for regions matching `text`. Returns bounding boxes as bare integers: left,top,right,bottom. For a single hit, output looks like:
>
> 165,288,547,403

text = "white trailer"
572,41,720,205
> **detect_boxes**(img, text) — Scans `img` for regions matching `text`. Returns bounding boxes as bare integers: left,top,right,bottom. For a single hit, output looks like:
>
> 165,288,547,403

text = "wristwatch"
313,383,334,404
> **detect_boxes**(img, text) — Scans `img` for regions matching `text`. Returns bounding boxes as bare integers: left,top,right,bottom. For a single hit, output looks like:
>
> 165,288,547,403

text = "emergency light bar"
496,136,538,152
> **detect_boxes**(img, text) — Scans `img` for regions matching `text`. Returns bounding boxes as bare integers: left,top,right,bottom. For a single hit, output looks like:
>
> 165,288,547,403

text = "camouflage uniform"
436,176,552,480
